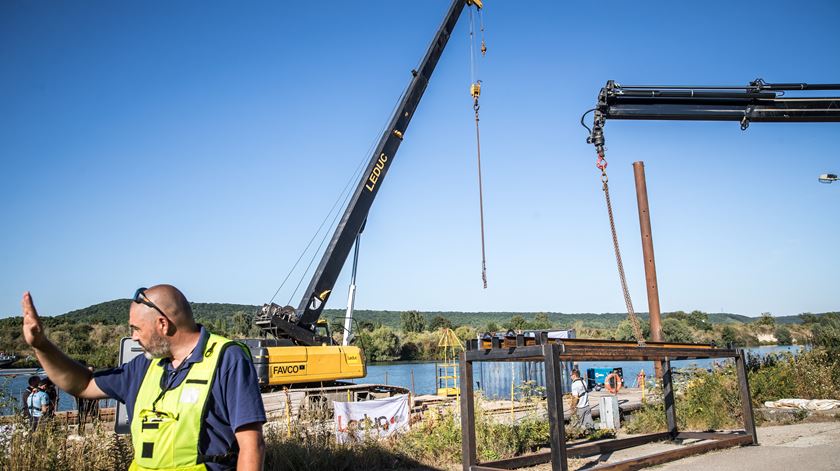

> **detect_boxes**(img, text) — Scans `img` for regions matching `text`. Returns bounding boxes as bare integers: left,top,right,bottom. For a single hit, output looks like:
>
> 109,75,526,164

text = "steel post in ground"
735,349,758,444
543,343,569,471
662,359,678,439
633,161,664,379
459,352,477,470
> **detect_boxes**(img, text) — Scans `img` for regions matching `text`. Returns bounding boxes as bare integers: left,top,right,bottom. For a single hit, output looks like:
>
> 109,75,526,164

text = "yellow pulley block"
470,81,481,99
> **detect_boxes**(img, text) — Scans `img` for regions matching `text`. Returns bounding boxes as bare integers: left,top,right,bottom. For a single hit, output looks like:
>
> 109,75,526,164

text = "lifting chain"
469,2,488,289
596,149,646,346
473,85,488,289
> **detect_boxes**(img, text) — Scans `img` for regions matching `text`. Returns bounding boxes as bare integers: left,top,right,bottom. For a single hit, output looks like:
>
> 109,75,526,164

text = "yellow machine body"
262,345,365,386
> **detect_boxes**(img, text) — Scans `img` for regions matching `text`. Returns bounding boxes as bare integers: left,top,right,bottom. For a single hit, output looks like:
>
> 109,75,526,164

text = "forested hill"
2,299,802,328
55,300,262,325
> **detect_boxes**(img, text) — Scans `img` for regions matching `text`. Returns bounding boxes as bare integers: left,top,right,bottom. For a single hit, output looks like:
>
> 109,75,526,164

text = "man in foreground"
570,368,594,432
21,285,266,471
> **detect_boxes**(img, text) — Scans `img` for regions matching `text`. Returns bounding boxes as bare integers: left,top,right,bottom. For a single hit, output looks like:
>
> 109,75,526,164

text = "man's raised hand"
22,292,48,349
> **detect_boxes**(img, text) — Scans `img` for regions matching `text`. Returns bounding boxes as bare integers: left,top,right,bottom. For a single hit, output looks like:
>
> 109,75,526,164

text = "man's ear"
156,315,173,336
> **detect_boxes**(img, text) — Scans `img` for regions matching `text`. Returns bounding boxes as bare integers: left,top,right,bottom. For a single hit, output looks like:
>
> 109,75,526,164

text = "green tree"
454,325,477,343
687,310,712,331
400,310,426,333
429,315,452,331
720,326,738,346
719,325,759,347
811,313,840,354
530,313,552,330
756,312,776,328
357,319,380,332
613,319,651,341
484,322,500,333
504,315,528,331
799,312,819,324
360,326,401,361
231,311,251,337
774,326,793,346
661,318,693,343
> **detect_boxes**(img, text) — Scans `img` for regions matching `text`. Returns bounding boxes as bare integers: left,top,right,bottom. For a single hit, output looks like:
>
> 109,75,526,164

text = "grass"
266,393,563,469
0,416,133,471
0,393,605,471
625,365,745,433
626,347,840,433
749,348,840,406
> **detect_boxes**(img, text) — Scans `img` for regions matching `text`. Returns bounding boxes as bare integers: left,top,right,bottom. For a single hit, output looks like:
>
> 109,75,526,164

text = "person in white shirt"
570,368,594,432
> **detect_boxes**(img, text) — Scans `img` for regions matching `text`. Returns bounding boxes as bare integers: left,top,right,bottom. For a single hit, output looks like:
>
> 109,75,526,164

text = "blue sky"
2,0,838,319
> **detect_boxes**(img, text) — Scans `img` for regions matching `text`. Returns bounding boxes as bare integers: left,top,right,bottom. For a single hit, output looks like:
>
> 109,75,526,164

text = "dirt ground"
521,420,840,471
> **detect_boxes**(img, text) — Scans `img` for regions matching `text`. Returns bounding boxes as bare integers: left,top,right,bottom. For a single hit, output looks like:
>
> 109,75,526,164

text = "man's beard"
141,332,172,360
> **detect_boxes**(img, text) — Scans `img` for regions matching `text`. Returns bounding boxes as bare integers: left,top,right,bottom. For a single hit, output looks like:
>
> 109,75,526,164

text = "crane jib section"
294,0,473,331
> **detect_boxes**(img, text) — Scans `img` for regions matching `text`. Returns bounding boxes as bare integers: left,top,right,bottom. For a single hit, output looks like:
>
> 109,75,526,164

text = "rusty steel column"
634,161,664,378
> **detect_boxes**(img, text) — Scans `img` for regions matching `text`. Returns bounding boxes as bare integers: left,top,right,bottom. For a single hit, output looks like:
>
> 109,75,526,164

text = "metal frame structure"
459,336,757,471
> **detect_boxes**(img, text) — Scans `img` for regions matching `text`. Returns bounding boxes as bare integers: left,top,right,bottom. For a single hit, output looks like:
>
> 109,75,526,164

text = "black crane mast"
256,0,483,346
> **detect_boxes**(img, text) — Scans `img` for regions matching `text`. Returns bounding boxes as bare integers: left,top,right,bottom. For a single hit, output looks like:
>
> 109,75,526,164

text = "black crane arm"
256,0,482,346
587,79,840,153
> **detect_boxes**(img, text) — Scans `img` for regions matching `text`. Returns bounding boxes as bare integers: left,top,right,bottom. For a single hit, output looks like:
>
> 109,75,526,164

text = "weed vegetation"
0,417,132,471
625,346,840,433
0,393,610,471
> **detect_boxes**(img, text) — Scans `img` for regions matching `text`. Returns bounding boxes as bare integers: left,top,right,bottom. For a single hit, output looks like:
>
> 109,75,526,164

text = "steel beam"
460,352,477,471
567,432,672,458
676,431,747,440
662,359,678,438
584,434,754,470
543,343,569,471
735,349,758,445
475,337,717,351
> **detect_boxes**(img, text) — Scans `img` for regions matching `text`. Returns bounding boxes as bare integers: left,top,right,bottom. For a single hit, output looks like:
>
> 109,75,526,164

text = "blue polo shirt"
94,326,266,470
27,390,49,418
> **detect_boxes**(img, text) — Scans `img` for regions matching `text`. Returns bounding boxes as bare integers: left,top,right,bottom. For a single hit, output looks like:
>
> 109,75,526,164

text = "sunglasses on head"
132,287,174,325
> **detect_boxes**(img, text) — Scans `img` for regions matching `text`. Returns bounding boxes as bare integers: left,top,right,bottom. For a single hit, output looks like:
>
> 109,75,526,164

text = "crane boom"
256,0,481,346
587,79,840,151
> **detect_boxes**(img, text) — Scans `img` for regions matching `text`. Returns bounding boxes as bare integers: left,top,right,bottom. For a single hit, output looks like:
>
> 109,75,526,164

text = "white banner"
334,394,410,444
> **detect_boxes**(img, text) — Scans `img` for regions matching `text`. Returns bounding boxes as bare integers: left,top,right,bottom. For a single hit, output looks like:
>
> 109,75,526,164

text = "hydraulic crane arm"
587,79,840,153
256,0,482,346
581,79,840,347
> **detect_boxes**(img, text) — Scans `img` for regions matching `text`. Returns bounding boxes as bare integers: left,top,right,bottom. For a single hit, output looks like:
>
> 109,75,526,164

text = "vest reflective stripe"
130,333,231,471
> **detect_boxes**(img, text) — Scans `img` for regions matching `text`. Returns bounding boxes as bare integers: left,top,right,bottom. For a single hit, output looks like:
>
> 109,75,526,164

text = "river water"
1,345,801,415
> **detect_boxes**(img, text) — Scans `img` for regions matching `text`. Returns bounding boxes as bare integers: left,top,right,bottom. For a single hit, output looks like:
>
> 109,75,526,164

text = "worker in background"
21,285,266,470
21,375,40,420
570,368,594,432
26,378,49,430
42,377,58,418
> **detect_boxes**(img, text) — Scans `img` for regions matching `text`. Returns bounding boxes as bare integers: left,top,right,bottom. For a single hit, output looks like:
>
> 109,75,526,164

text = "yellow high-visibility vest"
129,333,236,471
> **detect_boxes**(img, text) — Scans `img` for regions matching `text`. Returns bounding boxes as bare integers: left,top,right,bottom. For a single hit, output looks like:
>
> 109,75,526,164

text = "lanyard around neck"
151,345,197,412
